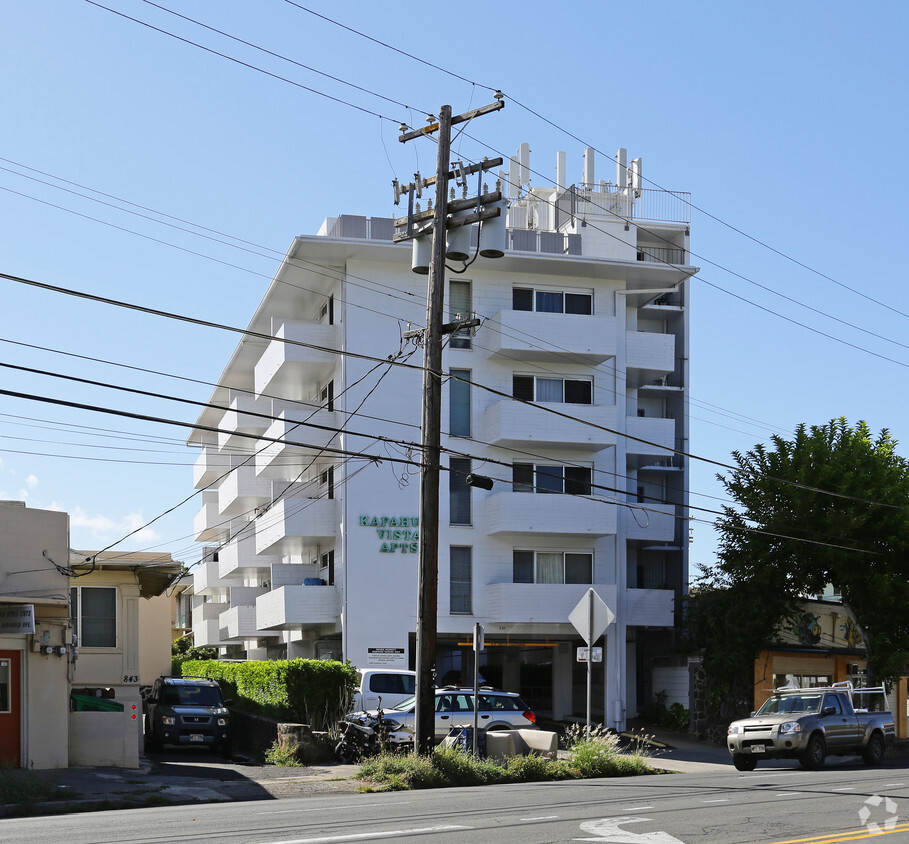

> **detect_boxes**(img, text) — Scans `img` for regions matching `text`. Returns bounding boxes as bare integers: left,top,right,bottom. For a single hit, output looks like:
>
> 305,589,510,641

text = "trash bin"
445,726,486,756
71,693,124,712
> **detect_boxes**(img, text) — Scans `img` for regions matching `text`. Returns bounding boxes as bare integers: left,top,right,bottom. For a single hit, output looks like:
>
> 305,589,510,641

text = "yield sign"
569,588,614,645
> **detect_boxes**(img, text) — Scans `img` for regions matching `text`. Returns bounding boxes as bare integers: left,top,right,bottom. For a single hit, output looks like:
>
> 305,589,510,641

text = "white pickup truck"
727,682,895,771
349,668,416,712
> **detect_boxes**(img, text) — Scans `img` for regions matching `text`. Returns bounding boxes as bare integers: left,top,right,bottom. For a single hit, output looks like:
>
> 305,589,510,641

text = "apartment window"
512,550,592,584
450,546,472,614
513,374,592,404
449,369,471,437
318,294,334,325
513,287,592,315
319,380,334,412
320,550,335,585
448,279,472,349
449,457,472,525
320,466,335,499
71,586,117,648
512,463,592,495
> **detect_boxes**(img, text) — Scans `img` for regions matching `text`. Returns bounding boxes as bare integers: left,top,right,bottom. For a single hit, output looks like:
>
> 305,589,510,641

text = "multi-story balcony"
254,497,338,556
254,321,339,398
485,491,616,536
193,443,230,490
220,605,277,642
217,392,271,451
625,502,676,543
193,490,224,542
483,583,673,626
257,585,341,629
192,600,227,647
625,416,675,468
483,400,616,450
218,462,272,518
486,311,617,364
625,331,675,388
256,409,340,478
219,530,278,580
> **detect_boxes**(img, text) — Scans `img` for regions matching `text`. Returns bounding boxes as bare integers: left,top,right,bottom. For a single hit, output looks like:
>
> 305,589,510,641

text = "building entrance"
0,650,22,767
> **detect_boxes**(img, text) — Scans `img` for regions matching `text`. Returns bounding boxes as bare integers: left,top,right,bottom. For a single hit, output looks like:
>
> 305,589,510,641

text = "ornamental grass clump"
565,723,654,778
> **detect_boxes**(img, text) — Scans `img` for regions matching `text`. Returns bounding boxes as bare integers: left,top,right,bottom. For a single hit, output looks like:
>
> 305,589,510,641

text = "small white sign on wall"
367,647,406,667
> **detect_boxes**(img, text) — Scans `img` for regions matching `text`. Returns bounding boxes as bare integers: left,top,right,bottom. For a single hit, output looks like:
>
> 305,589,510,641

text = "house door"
0,650,22,767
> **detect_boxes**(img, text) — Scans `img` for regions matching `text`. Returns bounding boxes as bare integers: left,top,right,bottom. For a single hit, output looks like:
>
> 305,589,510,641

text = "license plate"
751,744,766,753
189,734,204,742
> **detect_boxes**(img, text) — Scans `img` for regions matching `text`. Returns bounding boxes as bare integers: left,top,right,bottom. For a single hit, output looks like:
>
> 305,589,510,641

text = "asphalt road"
4,757,909,843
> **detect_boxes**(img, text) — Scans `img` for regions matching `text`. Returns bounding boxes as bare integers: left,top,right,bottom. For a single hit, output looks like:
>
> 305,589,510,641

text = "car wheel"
799,734,826,770
217,741,233,759
732,753,757,772
863,732,885,766
144,734,161,753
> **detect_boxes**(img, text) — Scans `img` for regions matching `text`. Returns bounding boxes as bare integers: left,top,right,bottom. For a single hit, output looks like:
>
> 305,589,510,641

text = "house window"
513,375,592,404
513,287,592,315
512,463,592,495
450,546,472,614
71,586,117,648
513,550,592,584
449,457,472,525
448,280,472,349
449,369,471,437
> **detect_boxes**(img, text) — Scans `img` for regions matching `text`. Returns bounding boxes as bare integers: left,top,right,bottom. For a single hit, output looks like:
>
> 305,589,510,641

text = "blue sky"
1,1,907,574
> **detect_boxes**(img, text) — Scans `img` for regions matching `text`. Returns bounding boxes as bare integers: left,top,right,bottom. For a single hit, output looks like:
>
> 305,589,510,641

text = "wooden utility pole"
396,97,505,755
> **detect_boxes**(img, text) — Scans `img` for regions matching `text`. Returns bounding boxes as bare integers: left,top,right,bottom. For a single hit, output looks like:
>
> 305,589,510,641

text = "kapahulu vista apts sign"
359,515,419,553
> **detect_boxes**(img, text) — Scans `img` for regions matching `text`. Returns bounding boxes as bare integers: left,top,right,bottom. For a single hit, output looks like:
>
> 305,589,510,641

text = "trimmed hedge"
180,659,357,731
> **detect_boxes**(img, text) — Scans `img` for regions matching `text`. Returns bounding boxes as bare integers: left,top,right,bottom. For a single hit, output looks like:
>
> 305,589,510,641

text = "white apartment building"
188,146,693,727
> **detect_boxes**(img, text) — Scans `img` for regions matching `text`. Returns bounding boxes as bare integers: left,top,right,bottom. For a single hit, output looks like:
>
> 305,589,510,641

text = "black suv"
143,676,232,755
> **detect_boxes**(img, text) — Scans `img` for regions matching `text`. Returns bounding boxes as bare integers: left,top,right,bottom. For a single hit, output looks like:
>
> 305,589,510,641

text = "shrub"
264,740,304,767
179,658,357,731
639,690,690,732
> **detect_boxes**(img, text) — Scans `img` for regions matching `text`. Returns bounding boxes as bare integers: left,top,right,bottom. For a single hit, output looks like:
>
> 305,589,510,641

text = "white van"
351,668,417,711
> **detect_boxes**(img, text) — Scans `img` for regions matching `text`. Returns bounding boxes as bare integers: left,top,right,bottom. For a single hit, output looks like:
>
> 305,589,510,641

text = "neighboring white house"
67,549,183,767
188,145,693,728
0,499,184,769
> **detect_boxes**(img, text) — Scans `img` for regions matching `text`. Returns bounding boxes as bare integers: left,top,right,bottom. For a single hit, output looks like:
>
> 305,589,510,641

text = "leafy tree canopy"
704,418,909,686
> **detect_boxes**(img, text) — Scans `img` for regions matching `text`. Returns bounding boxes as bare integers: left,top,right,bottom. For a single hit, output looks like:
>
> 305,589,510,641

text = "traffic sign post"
568,589,615,736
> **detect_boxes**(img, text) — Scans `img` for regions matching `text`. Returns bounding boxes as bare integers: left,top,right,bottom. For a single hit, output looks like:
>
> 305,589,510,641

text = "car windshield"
162,685,224,706
756,694,822,715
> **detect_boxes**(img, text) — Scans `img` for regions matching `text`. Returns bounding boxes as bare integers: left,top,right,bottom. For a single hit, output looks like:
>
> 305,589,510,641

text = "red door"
0,650,22,767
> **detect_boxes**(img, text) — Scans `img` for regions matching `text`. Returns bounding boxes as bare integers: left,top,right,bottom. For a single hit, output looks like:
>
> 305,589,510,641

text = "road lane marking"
259,825,471,844
701,799,729,803
622,805,655,811
258,802,412,814
519,816,559,821
766,820,909,842
833,786,855,791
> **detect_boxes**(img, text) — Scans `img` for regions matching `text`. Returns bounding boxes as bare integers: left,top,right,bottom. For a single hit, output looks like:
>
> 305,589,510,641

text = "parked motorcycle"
335,699,413,763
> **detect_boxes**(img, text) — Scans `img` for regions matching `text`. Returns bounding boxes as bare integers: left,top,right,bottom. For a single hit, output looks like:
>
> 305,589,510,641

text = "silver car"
372,687,538,741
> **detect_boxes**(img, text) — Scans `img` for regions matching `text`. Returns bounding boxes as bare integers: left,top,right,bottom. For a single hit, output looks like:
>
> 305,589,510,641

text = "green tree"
704,419,909,690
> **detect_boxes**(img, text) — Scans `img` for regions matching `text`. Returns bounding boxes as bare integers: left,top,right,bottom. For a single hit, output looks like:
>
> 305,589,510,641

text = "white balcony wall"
193,560,236,595
254,322,339,399
218,463,273,517
484,400,616,450
485,491,617,536
625,331,675,388
626,588,675,626
254,498,338,556
487,311,617,364
192,600,226,646
193,443,230,490
219,530,277,579
221,605,275,642
484,583,618,623
625,503,676,542
193,490,224,542
256,409,340,478
218,391,272,451
625,416,675,459
256,585,341,629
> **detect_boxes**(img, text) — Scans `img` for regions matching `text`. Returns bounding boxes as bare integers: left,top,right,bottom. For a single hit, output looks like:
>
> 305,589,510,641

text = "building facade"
189,146,693,727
